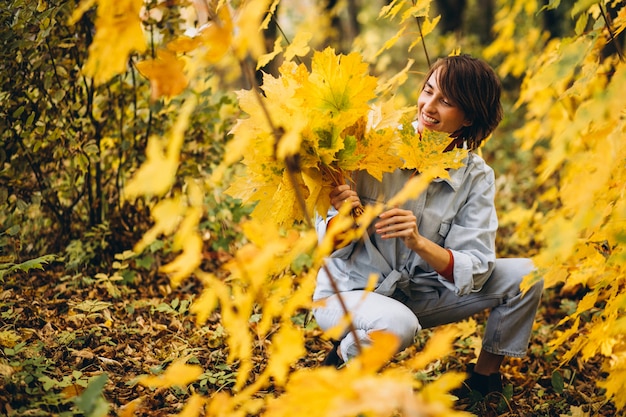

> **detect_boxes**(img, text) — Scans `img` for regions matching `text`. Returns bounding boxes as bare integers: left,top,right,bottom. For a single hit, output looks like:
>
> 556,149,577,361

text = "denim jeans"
313,258,544,361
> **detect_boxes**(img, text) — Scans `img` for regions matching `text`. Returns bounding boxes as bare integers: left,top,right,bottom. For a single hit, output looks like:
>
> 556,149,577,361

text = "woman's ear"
462,119,473,127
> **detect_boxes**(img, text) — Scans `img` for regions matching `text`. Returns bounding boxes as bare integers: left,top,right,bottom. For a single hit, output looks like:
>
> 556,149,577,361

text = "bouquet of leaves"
226,47,468,226
226,48,404,225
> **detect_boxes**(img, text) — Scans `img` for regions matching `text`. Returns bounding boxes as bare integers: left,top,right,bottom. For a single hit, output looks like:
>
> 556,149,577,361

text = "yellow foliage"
133,195,184,254
226,47,470,227
257,37,283,70
512,1,626,408
298,48,378,132
283,31,312,62
125,97,197,201
376,0,439,57
81,0,626,415
226,48,416,226
72,0,146,84
264,324,306,386
173,394,207,417
139,360,203,388
386,172,436,209
232,0,273,60
396,119,468,177
136,50,189,100
262,330,473,417
484,0,549,78
196,5,233,63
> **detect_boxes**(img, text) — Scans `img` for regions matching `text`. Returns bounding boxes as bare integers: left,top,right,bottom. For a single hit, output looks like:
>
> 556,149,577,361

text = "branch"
240,55,363,356
413,0,431,68
600,3,625,62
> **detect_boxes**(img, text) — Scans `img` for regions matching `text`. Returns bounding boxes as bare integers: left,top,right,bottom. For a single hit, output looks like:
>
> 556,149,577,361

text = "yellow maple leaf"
166,35,201,54
353,126,404,181
420,371,467,406
232,167,306,226
400,0,432,23
125,96,196,200
197,5,233,63
408,16,441,51
409,326,458,371
139,360,203,388
189,272,223,325
353,331,400,373
124,134,179,199
232,0,271,60
160,210,203,287
136,50,189,100
76,0,147,85
284,31,312,62
396,117,468,177
256,37,283,70
173,394,206,417
227,49,406,227
298,48,378,132
599,368,626,409
265,325,306,386
133,195,184,253
386,171,436,208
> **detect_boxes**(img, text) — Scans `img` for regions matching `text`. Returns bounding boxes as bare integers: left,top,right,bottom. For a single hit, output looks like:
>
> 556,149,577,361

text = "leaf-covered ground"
0,267,617,417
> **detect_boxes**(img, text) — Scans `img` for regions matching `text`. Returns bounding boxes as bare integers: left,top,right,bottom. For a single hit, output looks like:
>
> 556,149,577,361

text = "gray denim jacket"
314,152,497,300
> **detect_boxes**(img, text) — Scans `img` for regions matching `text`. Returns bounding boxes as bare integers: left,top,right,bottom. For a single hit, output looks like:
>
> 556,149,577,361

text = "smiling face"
416,68,472,136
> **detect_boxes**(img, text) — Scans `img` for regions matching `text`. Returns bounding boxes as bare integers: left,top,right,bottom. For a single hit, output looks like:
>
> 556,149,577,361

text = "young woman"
313,55,544,399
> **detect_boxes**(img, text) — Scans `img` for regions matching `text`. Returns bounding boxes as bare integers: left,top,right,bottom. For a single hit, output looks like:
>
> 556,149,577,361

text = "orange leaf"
136,50,188,100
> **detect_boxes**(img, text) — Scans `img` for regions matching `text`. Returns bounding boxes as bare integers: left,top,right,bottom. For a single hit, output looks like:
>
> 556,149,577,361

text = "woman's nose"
421,96,435,112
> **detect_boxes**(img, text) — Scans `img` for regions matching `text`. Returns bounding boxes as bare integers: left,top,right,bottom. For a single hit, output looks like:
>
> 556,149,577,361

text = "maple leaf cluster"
226,47,467,226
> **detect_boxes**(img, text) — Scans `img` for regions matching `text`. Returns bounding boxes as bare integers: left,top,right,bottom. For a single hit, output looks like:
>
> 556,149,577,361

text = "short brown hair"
422,55,503,150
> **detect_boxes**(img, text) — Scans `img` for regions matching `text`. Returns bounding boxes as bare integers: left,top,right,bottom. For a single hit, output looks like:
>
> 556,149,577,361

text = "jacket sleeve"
444,162,498,295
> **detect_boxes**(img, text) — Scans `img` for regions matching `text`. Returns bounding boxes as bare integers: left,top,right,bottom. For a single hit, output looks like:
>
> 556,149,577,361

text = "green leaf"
39,375,58,391
4,224,20,236
0,254,56,281
551,370,565,394
75,373,109,417
14,254,56,271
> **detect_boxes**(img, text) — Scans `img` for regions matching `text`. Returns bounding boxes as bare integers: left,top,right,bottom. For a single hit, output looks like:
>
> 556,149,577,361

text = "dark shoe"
322,340,344,368
452,363,503,401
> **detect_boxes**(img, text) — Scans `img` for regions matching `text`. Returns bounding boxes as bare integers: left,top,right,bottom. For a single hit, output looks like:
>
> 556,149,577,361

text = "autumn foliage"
2,0,626,416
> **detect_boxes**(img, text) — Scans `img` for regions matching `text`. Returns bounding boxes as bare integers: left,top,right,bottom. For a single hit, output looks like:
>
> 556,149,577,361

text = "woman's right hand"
330,184,361,211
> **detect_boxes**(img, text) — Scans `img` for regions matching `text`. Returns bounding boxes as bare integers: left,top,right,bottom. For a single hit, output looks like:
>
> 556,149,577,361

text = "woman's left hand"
375,207,422,252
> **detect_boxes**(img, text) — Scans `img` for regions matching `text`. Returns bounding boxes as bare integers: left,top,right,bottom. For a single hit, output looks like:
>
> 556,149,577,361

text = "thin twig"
599,3,624,62
322,263,363,353
413,0,431,67
270,14,305,66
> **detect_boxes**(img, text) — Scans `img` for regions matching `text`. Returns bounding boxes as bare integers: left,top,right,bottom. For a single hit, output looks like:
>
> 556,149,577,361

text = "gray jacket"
314,152,497,300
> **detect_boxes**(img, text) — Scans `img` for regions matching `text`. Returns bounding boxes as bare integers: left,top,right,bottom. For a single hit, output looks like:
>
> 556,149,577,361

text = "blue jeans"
313,258,544,361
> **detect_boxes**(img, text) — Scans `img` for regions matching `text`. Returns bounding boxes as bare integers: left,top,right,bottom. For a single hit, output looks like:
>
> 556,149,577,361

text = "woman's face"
417,69,472,135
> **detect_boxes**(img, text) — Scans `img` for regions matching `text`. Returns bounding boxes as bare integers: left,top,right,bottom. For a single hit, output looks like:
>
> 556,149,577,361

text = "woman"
313,55,544,399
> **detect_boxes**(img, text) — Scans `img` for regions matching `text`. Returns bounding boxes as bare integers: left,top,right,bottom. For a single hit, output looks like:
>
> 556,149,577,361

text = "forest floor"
0,268,617,417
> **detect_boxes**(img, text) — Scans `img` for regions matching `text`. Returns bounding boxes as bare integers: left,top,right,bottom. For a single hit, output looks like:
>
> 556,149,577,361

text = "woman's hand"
375,207,453,281
375,207,422,252
330,184,361,211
